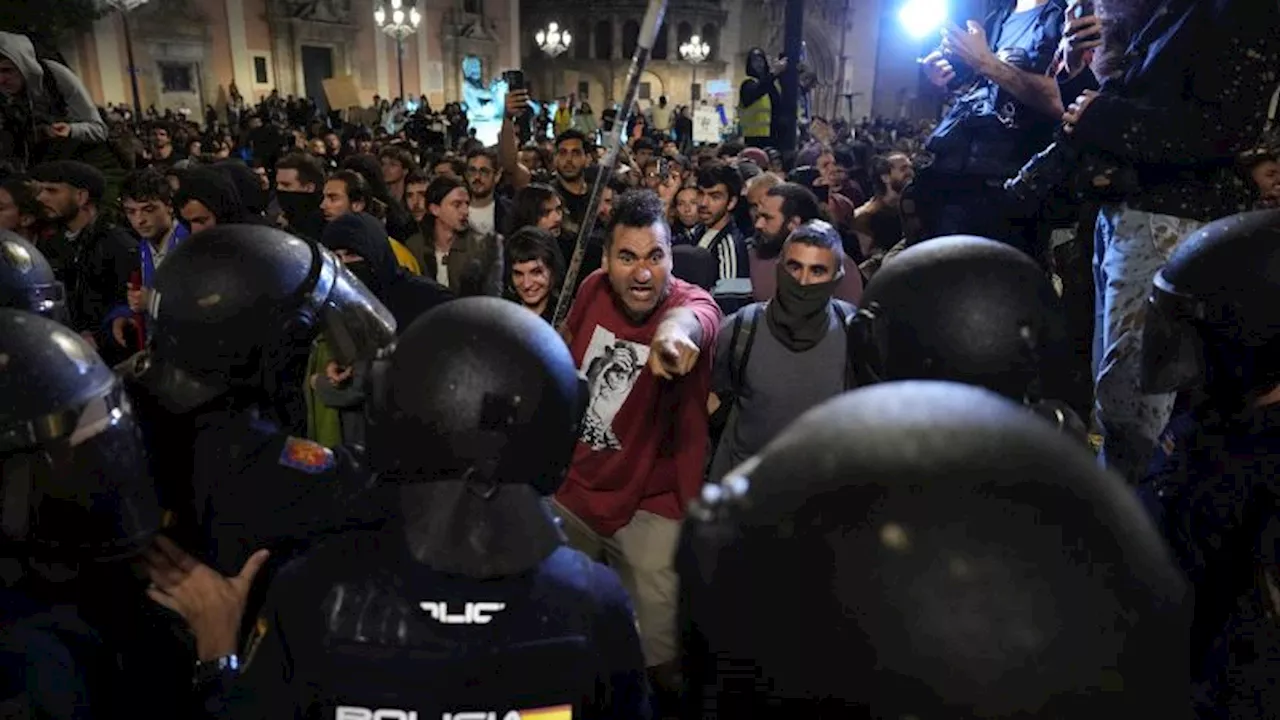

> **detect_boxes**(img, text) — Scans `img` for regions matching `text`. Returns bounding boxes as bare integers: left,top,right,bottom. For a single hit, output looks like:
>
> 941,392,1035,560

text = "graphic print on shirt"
579,326,650,451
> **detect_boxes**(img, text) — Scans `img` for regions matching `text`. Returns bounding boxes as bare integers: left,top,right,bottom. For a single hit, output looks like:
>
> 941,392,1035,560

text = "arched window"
677,22,692,48
652,18,669,59
594,20,613,59
574,19,591,60
701,23,719,60
622,19,640,59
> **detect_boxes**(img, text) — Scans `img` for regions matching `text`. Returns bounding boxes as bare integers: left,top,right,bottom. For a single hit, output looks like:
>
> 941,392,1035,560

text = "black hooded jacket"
320,213,453,329
213,160,269,217
174,169,253,226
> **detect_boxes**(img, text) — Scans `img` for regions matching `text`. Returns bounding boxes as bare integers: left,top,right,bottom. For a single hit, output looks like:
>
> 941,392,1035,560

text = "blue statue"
461,55,543,144
462,56,506,123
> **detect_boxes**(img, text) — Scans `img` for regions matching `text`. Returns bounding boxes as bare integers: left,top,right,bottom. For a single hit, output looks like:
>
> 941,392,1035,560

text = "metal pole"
552,0,668,327
121,9,143,120
833,0,850,119
777,0,803,154
396,37,405,100
691,62,698,103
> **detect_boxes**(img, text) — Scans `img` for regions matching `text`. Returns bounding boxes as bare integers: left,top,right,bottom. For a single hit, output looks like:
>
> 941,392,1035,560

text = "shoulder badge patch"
279,436,336,474
242,616,269,670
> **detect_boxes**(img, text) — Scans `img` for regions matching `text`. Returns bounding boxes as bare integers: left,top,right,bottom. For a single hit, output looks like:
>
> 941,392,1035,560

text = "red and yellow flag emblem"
517,706,573,720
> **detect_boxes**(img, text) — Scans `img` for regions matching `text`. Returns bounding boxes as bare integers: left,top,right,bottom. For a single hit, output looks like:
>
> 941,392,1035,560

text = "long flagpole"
552,0,669,328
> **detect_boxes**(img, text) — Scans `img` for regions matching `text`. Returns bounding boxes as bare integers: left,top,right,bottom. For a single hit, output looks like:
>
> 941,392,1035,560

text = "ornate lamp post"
679,34,710,102
102,0,150,120
374,0,422,101
535,22,572,58
535,21,571,98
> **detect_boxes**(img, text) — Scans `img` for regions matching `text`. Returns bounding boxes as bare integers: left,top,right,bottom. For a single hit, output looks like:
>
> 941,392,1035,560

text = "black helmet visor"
312,246,397,367
0,381,160,561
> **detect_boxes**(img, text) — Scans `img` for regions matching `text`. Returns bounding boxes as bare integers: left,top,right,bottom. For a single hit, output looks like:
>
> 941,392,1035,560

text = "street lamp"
535,22,572,58
374,0,422,101
102,0,149,121
535,21,571,100
679,34,710,102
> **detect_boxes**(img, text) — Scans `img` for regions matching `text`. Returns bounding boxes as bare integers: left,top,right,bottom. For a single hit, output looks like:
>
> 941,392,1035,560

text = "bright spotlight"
899,0,948,39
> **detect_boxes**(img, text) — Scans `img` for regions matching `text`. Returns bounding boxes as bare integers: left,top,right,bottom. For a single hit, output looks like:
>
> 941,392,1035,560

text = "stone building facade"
58,0,518,113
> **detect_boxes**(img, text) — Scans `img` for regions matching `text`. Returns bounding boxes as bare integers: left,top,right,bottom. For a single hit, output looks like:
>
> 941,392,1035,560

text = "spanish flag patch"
278,436,336,474
516,706,573,720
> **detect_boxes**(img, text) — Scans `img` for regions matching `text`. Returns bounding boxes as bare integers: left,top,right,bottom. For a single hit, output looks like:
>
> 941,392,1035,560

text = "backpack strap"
832,301,855,390
729,302,764,396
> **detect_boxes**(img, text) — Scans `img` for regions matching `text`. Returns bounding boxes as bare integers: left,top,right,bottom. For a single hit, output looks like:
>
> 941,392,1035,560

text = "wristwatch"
193,654,241,688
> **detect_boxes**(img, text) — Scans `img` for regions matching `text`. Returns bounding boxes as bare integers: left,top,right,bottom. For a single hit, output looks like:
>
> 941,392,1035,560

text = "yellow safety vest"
741,92,772,140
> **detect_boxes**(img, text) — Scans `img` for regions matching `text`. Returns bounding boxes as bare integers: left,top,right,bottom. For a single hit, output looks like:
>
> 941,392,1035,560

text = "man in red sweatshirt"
553,189,721,700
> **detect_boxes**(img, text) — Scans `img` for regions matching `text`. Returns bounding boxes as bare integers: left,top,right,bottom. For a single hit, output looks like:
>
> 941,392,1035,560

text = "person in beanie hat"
29,160,136,361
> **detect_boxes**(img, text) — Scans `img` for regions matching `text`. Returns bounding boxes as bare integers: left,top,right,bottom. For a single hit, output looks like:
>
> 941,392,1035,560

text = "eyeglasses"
466,167,495,177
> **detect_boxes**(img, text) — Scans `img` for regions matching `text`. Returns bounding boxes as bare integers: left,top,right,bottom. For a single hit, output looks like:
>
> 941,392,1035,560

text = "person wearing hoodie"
0,32,123,203
212,159,269,218
321,169,422,275
306,212,453,448
0,32,107,162
738,48,784,149
173,168,253,232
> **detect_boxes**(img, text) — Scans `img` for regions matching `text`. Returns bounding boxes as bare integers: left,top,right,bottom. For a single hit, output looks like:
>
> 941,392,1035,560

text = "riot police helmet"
368,296,583,493
367,297,584,577
850,235,1066,403
1142,209,1280,398
679,381,1189,718
122,224,396,414
0,230,66,323
0,309,160,561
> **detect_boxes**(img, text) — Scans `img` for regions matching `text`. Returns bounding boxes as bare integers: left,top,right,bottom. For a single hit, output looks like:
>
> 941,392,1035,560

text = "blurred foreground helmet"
1141,209,1280,397
368,297,583,495
0,310,160,561
680,381,1189,718
121,224,396,413
0,230,66,323
849,235,1082,434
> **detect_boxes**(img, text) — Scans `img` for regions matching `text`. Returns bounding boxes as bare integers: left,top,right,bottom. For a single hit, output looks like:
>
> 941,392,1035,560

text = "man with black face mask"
319,212,453,329
748,182,863,304
273,152,328,243
708,220,855,482
308,213,454,447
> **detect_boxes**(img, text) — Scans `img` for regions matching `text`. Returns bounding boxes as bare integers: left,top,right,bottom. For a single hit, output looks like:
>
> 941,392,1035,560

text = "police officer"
1139,209,1280,715
0,308,189,718
215,298,649,719
119,224,397,581
0,228,67,321
679,381,1190,718
848,234,1086,436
